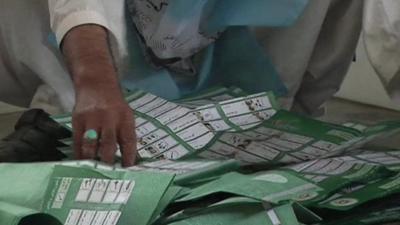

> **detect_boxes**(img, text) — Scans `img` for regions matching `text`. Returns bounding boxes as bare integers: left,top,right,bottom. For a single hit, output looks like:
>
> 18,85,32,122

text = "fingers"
72,106,137,166
81,129,100,159
72,121,84,159
98,127,117,164
118,121,137,167
73,113,101,160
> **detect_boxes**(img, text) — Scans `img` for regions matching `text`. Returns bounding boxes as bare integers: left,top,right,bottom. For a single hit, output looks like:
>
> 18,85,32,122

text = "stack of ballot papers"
1,87,400,225
54,86,400,164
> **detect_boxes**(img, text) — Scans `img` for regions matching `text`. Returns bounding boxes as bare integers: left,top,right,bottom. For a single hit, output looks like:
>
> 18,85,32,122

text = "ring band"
83,129,98,141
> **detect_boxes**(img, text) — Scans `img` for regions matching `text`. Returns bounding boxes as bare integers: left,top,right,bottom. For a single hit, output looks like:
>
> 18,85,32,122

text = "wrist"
73,59,118,84
62,25,122,97
74,71,123,98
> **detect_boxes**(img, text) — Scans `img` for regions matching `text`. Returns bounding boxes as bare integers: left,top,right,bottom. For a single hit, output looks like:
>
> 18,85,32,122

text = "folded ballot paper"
0,161,176,225
53,87,400,165
162,198,313,225
127,159,240,186
318,205,400,225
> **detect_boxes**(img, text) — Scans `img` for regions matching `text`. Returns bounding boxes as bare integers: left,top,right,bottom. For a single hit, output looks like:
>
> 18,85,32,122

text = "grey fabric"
255,0,364,116
0,24,42,107
0,0,74,111
364,0,400,104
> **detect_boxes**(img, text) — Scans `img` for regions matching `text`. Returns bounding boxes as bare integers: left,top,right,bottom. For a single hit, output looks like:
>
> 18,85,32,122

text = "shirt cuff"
54,10,110,46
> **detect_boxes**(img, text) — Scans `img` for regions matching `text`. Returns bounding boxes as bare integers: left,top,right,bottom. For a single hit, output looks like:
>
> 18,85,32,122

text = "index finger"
118,122,137,167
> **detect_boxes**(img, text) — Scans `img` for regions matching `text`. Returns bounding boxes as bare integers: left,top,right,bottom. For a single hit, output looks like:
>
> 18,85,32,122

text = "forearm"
61,25,136,166
62,24,121,96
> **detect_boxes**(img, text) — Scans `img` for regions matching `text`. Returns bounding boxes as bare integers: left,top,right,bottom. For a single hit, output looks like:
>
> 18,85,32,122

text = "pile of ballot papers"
1,87,400,225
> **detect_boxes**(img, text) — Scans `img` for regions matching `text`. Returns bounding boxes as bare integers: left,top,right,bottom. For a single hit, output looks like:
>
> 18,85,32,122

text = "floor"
0,111,23,139
322,98,400,124
321,98,400,149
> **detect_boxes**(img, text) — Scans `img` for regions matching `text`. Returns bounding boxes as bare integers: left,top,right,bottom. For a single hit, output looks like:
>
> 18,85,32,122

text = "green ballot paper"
337,149,400,171
284,156,395,205
319,206,400,225
127,159,240,186
53,87,280,161
0,163,57,225
53,87,400,166
177,170,322,204
164,197,302,225
149,185,183,224
317,172,400,211
195,110,400,165
0,162,175,225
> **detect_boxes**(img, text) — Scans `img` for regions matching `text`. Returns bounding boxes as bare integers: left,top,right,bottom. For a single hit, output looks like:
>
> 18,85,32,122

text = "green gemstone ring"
83,129,98,141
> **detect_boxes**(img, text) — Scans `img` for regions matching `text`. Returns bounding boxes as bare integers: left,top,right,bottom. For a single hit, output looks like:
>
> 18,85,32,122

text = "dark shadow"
18,213,62,225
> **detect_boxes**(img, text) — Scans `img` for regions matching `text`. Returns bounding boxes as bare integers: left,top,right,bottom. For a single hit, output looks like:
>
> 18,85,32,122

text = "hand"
62,24,137,166
73,83,137,167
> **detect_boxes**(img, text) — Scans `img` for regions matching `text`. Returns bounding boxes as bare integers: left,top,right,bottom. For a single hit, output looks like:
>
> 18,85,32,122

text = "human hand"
73,83,137,167
62,25,137,166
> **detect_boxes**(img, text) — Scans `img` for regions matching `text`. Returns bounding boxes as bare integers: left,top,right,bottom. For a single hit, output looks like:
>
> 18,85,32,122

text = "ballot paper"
0,162,175,225
285,156,395,205
318,206,400,225
195,111,400,165
43,166,139,225
173,148,400,209
174,86,248,108
316,172,400,211
57,158,240,187
127,159,240,186
52,87,400,165
53,87,279,160
331,149,400,171
164,199,303,225
176,170,323,205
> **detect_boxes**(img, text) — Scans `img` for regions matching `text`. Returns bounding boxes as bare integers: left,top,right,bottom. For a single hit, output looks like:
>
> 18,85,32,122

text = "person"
0,0,363,166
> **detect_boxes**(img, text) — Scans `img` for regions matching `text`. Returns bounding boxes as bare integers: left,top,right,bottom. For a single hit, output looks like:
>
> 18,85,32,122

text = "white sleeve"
363,0,400,101
48,0,130,78
48,0,111,45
